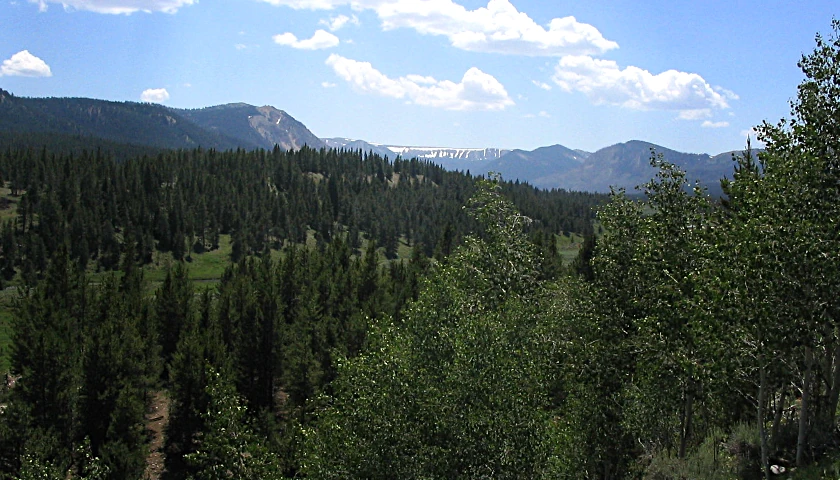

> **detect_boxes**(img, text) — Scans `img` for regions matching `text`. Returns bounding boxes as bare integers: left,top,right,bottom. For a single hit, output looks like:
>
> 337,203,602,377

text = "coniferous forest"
1,19,840,480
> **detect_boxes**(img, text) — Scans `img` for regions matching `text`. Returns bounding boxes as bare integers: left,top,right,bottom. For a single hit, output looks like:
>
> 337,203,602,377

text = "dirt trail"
144,391,170,480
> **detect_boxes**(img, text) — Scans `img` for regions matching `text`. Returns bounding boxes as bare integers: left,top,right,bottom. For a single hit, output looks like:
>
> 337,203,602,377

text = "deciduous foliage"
185,367,284,480
303,178,566,479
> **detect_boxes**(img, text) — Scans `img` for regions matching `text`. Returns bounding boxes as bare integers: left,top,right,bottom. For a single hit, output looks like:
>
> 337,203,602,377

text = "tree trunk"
759,359,770,480
826,342,840,427
797,347,814,466
679,386,694,459
771,385,786,453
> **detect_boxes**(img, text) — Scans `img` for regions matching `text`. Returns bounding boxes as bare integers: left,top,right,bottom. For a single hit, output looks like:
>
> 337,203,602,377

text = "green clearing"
143,234,233,283
0,185,19,223
0,227,591,374
557,231,585,264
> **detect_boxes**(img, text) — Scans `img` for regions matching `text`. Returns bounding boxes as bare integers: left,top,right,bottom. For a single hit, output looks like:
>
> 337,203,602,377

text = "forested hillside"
0,144,600,284
0,134,602,479
0,90,246,151
0,17,838,480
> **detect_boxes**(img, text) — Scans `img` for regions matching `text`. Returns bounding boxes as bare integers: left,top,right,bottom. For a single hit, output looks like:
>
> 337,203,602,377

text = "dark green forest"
0,18,839,480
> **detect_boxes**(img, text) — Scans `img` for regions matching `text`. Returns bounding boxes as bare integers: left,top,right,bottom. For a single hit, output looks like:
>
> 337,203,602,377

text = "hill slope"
177,103,325,150
484,144,586,185
0,90,325,152
0,89,243,150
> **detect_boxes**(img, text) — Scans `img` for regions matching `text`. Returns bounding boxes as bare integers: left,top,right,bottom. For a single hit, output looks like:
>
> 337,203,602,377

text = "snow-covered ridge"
383,146,510,162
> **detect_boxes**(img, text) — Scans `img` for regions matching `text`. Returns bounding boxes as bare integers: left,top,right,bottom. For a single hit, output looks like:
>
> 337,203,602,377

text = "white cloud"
532,80,551,91
322,81,337,87
0,50,52,77
715,86,739,101
235,43,248,50
140,88,169,103
273,29,340,49
259,0,618,57
552,55,732,112
259,0,738,114
320,13,359,31
677,109,711,120
524,110,550,119
259,0,340,8
325,53,513,111
405,74,437,85
701,120,729,128
30,0,195,14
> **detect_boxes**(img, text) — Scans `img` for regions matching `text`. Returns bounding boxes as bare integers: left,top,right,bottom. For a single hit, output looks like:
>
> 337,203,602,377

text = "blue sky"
1,0,837,154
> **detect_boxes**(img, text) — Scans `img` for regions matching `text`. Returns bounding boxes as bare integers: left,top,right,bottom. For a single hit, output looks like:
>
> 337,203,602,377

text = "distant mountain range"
0,89,747,194
487,140,740,194
382,146,510,172
322,137,394,160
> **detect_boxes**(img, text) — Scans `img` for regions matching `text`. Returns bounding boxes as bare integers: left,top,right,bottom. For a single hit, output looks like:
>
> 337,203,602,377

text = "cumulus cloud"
140,88,170,103
273,29,340,49
259,0,737,115
30,0,195,14
532,80,551,91
325,53,514,111
259,0,617,56
0,50,52,77
321,81,337,87
320,13,359,31
552,55,732,113
701,120,729,128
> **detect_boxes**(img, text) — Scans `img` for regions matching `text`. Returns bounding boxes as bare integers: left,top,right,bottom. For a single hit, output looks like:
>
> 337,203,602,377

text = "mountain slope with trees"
0,90,244,151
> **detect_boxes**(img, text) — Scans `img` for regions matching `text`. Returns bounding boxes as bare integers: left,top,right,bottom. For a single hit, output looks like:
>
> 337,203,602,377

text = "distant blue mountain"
322,138,396,159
